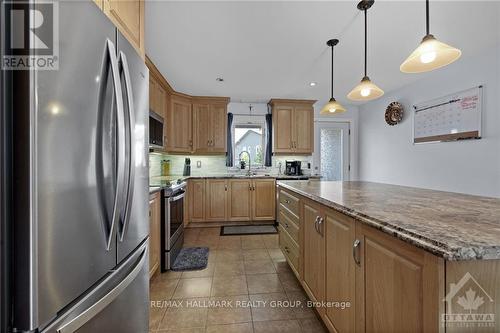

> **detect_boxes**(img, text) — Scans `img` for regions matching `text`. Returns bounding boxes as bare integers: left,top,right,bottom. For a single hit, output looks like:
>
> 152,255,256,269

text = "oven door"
165,191,185,248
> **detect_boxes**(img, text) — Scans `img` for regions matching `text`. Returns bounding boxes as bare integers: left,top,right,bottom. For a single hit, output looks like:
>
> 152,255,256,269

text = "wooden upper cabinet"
210,104,227,153
205,179,228,221
228,179,252,221
252,179,276,221
192,98,229,154
293,106,313,153
302,199,325,307
167,94,192,153
193,104,211,153
103,0,145,58
273,106,294,152
269,99,316,154
323,208,356,333
355,222,443,333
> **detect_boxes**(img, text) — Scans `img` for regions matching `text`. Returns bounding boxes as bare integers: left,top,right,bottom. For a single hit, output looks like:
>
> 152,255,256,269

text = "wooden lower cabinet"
189,179,206,222
323,208,356,332
278,187,445,333
148,192,161,278
355,223,443,333
302,199,325,308
189,178,276,223
252,179,276,220
228,179,252,221
205,179,228,221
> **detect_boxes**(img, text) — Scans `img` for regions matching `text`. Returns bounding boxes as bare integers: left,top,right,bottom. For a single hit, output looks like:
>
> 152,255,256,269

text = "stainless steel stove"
161,180,186,271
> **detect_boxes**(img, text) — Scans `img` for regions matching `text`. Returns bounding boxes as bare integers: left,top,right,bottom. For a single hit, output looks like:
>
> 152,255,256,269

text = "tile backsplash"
149,152,313,177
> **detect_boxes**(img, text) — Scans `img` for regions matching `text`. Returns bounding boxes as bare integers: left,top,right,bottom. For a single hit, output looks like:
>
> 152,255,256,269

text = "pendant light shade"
348,0,384,102
321,98,346,115
400,0,461,73
347,76,384,101
321,39,346,115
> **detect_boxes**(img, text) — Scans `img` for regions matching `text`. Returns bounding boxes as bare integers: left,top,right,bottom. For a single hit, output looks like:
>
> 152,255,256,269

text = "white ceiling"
146,1,500,105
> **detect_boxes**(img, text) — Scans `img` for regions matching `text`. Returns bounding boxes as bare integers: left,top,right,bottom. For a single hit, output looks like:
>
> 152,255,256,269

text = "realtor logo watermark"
442,272,495,329
1,1,59,70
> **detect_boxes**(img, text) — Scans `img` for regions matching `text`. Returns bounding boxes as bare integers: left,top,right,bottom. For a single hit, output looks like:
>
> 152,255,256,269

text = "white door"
312,121,350,181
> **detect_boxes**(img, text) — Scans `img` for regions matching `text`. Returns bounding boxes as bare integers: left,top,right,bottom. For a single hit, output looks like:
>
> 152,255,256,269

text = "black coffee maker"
285,160,302,176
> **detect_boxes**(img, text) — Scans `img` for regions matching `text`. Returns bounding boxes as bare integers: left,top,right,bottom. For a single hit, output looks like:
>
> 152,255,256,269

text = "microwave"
149,111,164,148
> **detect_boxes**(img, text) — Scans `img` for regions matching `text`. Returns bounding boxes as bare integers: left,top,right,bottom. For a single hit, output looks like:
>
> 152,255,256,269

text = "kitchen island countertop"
277,180,500,261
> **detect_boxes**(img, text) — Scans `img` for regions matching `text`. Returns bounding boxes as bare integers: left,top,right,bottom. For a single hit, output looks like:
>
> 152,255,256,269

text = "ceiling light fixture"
400,0,461,73
347,0,384,102
309,82,317,87
320,39,346,115
216,77,224,82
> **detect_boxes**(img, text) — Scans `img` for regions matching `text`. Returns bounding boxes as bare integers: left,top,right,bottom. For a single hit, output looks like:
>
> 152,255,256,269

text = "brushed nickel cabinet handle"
284,199,290,204
314,216,319,233
318,217,324,236
353,239,361,265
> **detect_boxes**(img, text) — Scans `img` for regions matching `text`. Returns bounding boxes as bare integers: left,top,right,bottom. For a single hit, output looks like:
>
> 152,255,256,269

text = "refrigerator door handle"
96,39,126,251
55,244,148,333
117,51,135,242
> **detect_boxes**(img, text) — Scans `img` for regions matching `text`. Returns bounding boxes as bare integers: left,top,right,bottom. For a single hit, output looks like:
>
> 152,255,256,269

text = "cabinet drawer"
279,203,299,226
279,190,300,216
279,210,299,244
279,227,299,273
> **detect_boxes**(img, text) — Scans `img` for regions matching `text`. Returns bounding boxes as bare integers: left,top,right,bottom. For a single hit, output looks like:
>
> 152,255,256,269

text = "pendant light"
321,39,346,115
347,0,384,102
400,0,461,73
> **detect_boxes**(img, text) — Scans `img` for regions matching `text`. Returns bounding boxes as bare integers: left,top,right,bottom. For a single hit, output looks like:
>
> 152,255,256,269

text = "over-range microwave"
149,111,164,148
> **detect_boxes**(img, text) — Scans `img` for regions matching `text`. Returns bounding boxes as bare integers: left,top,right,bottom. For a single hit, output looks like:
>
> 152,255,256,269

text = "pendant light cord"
364,9,367,78
426,0,430,35
331,44,334,99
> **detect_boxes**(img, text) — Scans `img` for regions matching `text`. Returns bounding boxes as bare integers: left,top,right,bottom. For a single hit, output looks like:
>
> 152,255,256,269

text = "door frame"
312,119,351,181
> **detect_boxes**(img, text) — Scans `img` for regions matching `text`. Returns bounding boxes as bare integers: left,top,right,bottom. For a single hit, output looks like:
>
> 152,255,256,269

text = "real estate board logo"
442,272,495,329
1,1,59,70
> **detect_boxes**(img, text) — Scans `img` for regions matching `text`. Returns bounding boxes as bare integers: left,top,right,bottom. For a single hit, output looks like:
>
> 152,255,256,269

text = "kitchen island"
276,180,500,333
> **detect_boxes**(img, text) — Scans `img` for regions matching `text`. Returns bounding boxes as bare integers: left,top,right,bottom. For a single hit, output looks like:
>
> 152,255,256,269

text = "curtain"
264,113,272,167
226,113,234,167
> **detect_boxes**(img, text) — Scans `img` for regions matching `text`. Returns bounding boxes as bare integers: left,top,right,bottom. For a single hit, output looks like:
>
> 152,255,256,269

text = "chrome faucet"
238,150,252,176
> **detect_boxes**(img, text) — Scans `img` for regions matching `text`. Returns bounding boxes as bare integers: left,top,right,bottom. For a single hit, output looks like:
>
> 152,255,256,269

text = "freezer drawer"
40,240,149,333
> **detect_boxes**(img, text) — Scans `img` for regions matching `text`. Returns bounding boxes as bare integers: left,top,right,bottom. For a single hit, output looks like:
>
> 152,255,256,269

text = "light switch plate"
197,161,202,168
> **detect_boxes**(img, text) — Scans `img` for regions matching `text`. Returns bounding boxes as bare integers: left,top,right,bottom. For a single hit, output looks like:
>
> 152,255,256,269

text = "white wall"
358,45,500,197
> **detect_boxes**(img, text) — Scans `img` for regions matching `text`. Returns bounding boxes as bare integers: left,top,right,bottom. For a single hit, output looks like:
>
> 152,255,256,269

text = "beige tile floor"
149,227,327,333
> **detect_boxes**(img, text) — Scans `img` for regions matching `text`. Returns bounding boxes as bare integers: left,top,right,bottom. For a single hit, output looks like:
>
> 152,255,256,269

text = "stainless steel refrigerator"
6,1,150,332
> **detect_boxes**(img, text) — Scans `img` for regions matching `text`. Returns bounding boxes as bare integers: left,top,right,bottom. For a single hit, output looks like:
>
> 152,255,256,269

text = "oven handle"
169,192,185,202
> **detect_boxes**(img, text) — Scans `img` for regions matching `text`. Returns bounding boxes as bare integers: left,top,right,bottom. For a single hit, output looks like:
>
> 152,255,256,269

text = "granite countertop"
277,180,500,261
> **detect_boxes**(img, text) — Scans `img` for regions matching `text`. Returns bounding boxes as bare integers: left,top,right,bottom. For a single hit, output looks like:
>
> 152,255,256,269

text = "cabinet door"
168,96,192,152
302,200,325,307
189,179,206,222
228,179,252,221
324,208,356,332
149,76,157,113
148,194,160,278
157,84,166,119
104,0,144,56
252,179,276,221
193,104,211,153
293,106,313,153
355,223,443,333
205,180,228,221
210,104,227,153
273,106,293,153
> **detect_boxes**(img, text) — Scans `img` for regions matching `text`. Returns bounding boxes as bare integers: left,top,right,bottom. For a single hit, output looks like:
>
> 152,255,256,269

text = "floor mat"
220,224,278,236
171,247,209,271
